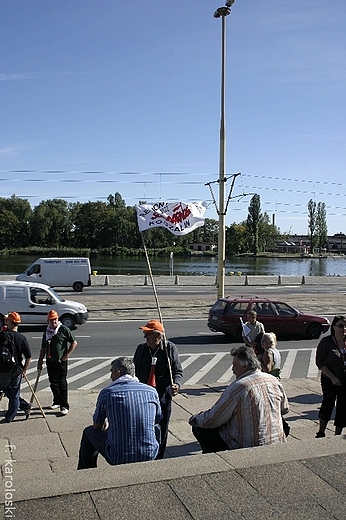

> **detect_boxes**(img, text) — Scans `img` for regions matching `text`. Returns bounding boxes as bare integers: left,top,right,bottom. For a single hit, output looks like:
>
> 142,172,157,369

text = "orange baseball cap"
139,319,164,333
47,310,59,320
5,311,21,324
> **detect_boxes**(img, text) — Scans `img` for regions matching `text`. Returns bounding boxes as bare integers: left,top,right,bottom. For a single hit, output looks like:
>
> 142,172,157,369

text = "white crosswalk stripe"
280,349,297,379
183,353,228,385
307,347,318,378
23,349,320,391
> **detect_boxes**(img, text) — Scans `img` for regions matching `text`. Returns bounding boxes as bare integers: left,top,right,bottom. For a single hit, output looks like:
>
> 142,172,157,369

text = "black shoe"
315,431,325,438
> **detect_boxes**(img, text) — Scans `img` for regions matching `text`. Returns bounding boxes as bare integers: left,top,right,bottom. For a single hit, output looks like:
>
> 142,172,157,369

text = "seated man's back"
96,379,162,465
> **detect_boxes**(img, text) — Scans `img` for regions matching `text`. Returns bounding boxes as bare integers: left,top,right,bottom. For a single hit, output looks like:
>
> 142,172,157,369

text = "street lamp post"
214,1,234,299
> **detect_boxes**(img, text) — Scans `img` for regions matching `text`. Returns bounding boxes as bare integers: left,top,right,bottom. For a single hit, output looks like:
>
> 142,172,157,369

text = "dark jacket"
133,340,183,399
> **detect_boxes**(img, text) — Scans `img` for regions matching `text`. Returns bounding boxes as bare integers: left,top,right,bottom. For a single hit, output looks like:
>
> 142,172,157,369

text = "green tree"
226,222,248,254
30,199,73,248
0,195,32,249
316,202,328,252
246,194,261,255
258,212,279,252
307,199,317,253
72,201,111,249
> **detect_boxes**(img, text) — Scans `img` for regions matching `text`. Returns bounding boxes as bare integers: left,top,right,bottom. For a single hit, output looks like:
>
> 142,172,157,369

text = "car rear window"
211,300,228,312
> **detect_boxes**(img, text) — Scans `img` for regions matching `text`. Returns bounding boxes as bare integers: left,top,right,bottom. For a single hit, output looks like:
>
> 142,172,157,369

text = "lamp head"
213,6,231,18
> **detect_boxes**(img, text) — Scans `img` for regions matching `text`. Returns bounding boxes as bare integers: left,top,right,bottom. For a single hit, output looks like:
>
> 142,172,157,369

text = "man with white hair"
189,345,289,453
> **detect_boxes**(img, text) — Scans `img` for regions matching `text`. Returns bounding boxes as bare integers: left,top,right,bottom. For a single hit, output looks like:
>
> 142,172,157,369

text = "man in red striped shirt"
189,345,289,453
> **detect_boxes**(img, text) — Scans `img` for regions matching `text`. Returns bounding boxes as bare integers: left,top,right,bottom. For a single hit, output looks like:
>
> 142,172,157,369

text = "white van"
16,257,91,292
0,281,88,329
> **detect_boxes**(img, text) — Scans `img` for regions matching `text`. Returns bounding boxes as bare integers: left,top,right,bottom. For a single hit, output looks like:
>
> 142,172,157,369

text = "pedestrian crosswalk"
25,348,319,392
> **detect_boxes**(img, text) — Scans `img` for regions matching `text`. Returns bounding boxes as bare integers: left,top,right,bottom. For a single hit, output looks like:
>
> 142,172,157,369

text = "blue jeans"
3,373,22,422
77,425,109,469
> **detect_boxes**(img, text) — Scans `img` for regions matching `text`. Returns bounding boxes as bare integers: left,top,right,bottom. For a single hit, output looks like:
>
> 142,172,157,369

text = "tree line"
0,193,326,256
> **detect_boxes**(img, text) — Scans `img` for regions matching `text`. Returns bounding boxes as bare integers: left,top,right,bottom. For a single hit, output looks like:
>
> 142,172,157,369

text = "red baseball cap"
139,320,164,333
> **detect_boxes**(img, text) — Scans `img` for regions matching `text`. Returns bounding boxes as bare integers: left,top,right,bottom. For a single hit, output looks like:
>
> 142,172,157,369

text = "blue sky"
1,0,346,236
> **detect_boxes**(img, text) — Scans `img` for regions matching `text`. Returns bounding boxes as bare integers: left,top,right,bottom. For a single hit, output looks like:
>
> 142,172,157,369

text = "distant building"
276,234,346,254
188,242,216,252
276,241,307,254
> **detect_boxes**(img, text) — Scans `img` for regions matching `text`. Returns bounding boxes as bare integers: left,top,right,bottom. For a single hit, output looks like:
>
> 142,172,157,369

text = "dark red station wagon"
208,297,330,340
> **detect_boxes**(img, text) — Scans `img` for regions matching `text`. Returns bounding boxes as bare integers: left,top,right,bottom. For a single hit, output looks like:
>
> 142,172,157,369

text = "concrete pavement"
1,377,346,519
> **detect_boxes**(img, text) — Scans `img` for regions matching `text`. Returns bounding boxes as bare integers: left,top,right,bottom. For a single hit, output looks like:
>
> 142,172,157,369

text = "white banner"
136,201,207,236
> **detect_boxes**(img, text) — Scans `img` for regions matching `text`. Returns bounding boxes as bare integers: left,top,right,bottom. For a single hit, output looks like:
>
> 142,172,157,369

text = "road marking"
68,359,111,383
307,348,319,378
280,350,297,378
183,353,228,385
22,348,320,391
181,354,200,369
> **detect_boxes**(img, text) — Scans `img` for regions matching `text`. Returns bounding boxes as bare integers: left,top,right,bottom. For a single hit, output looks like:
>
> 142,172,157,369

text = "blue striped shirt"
93,378,162,465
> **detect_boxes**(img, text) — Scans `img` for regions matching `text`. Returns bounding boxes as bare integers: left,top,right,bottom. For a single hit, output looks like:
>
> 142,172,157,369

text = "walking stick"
26,369,42,417
29,369,42,404
23,373,46,419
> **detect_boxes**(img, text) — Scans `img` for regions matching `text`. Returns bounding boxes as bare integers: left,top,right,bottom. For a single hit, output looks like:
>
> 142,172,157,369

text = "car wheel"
60,314,76,330
306,323,322,339
73,281,84,292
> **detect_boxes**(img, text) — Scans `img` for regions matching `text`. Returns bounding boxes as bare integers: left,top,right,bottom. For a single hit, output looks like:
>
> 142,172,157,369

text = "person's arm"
320,366,341,386
22,357,31,377
281,388,289,415
261,350,273,373
61,340,77,362
168,342,183,395
189,385,238,429
315,338,341,385
242,324,257,348
37,333,46,370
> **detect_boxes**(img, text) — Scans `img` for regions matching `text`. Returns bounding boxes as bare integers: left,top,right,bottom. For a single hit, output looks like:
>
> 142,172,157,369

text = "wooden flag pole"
141,233,174,386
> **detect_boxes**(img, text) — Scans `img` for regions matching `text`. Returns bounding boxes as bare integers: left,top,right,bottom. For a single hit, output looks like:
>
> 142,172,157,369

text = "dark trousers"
77,425,109,470
157,399,172,459
320,375,346,428
46,360,69,409
192,425,229,454
3,373,22,422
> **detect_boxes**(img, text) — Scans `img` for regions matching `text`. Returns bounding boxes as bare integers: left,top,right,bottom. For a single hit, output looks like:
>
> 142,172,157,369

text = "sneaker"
50,404,60,410
315,431,325,438
60,407,69,415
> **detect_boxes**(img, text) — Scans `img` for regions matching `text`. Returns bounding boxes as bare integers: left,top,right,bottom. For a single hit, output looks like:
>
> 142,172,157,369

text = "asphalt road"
23,318,321,359
22,319,322,390
17,282,343,388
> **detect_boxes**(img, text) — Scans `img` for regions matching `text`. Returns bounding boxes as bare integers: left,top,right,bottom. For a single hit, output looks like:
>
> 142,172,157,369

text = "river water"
1,254,346,277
